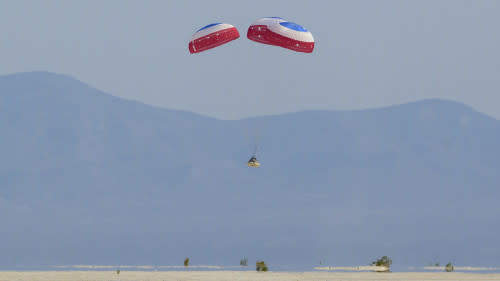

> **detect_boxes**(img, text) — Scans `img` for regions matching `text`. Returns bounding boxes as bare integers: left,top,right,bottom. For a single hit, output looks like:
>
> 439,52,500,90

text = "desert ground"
1,271,500,281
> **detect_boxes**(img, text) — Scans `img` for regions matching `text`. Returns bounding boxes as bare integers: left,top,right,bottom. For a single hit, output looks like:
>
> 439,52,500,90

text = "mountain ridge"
1,71,499,268
2,71,497,122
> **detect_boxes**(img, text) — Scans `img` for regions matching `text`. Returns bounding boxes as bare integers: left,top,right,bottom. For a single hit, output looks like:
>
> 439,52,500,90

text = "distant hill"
1,71,499,268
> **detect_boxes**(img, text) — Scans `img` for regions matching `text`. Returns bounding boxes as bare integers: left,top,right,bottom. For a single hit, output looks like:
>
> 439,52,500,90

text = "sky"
1,0,499,120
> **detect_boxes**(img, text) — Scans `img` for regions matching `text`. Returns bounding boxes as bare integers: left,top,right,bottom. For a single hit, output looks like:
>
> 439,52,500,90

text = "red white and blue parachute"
247,17,314,53
189,23,240,54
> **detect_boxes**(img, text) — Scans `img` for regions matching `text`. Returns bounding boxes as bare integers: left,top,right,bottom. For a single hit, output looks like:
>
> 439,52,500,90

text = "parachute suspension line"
252,123,262,157
252,143,258,157
247,123,262,167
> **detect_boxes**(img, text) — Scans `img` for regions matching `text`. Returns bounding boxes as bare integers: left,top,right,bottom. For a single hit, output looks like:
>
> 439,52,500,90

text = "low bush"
256,261,268,271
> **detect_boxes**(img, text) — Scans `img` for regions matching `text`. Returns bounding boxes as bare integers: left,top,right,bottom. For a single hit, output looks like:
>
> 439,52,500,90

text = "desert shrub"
184,258,190,267
371,256,392,271
445,262,454,272
240,258,248,266
256,261,268,271
116,269,120,275
371,256,392,267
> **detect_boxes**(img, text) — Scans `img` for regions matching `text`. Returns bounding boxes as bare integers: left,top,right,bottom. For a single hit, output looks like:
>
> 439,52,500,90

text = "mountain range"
0,71,499,269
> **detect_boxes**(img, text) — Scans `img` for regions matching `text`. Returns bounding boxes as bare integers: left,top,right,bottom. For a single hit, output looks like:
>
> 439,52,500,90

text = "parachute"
188,17,314,167
189,23,240,54
246,17,283,46
247,17,314,53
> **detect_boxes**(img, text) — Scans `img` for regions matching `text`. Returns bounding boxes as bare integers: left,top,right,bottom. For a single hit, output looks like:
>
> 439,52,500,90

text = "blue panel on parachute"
279,21,308,32
197,23,222,32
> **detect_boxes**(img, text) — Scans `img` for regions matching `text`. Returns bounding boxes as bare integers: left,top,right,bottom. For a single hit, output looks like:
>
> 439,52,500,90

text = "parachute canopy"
247,17,314,53
189,23,240,54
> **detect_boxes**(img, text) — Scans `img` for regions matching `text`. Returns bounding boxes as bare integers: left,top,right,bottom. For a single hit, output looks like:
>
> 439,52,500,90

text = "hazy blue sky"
1,0,499,119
